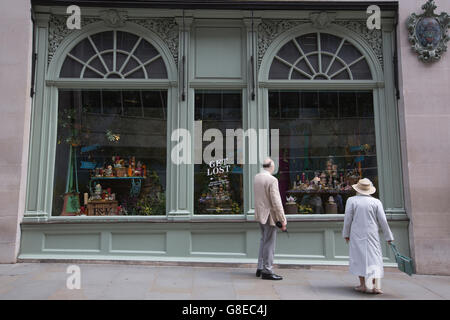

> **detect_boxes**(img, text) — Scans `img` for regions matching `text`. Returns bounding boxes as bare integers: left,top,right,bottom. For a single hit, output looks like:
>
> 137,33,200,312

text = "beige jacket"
253,169,287,226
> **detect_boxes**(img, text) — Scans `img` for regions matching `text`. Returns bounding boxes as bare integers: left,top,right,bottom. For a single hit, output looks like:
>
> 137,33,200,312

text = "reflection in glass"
53,89,167,216
194,90,243,215
269,90,378,215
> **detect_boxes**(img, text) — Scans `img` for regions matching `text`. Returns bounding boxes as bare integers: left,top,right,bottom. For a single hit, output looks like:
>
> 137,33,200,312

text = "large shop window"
194,90,244,215
269,90,378,215
53,30,169,217
53,89,167,216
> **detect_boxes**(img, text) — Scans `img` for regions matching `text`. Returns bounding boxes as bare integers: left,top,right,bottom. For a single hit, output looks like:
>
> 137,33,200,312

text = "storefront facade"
1,0,449,275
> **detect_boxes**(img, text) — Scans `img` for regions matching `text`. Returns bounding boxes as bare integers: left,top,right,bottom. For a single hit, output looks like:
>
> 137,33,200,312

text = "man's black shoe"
261,273,283,280
256,269,262,277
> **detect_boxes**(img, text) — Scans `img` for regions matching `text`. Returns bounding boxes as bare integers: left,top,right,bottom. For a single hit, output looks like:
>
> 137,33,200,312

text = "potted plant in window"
58,107,85,215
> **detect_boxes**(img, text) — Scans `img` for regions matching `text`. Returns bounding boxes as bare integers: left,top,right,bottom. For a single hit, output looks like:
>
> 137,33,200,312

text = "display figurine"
325,196,338,214
105,165,113,177
95,184,102,198
301,172,306,183
320,172,327,185
135,161,143,176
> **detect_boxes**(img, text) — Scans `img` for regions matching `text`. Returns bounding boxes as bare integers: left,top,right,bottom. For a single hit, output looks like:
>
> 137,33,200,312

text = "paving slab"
0,262,448,300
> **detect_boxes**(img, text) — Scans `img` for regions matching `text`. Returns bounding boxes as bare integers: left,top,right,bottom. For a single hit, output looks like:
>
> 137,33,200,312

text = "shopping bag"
390,243,414,276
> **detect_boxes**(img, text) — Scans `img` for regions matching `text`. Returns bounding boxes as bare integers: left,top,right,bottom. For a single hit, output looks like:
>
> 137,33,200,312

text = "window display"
194,90,243,214
269,90,378,214
53,89,167,216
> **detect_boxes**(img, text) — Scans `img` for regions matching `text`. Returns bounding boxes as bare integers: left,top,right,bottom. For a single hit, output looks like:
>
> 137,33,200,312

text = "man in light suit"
254,158,287,280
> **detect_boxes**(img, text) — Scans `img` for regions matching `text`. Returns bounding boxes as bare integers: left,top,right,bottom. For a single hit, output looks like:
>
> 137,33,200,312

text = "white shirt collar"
260,169,272,175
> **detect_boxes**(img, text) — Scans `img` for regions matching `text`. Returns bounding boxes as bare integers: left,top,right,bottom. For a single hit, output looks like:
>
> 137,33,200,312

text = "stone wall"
397,0,450,275
0,0,32,263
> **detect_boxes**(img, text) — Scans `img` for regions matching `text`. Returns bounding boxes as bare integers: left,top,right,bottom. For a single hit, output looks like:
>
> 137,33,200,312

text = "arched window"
269,33,372,80
266,32,379,216
52,29,170,217
59,30,168,79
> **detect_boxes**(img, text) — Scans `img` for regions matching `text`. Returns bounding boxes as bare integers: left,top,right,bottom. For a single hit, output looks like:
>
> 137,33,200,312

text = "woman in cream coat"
342,178,394,294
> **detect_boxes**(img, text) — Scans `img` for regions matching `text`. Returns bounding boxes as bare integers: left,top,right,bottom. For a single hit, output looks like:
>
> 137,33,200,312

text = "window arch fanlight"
59,30,168,79
269,32,372,80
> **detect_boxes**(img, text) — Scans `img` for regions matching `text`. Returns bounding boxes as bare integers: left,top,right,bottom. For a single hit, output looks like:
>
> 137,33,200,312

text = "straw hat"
352,178,376,195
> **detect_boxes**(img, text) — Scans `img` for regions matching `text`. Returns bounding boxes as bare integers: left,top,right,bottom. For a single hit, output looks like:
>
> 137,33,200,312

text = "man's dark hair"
262,163,271,168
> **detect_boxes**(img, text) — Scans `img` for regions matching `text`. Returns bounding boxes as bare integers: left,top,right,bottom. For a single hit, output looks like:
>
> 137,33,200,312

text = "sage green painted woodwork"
191,232,247,255
19,220,410,265
44,233,101,252
110,233,167,254
194,26,243,79
23,6,409,265
257,22,406,216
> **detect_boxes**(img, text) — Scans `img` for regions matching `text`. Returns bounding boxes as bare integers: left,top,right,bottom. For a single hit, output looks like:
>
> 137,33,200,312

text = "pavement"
0,262,449,300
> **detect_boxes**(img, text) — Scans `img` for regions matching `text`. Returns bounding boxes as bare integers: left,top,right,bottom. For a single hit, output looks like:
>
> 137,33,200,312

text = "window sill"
21,213,409,224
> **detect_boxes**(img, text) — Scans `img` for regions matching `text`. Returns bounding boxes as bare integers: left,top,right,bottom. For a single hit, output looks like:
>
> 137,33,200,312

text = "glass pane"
291,70,310,80
321,54,333,73
122,91,142,117
91,31,114,52
328,59,345,76
338,41,362,64
116,52,128,72
143,91,166,119
116,31,139,52
88,57,107,74
194,90,243,215
52,89,167,216
82,90,102,114
268,91,281,118
297,33,317,54
339,92,357,118
350,58,372,80
102,90,122,115
269,58,290,79
83,68,103,78
318,92,338,118
356,92,374,118
126,68,146,79
101,52,114,72
134,40,159,64
60,56,83,78
279,91,300,118
222,92,242,120
69,38,95,62
145,57,168,79
277,41,302,64
331,70,350,80
295,58,312,76
269,90,378,215
306,54,319,73
320,33,342,54
122,57,140,75
302,92,319,118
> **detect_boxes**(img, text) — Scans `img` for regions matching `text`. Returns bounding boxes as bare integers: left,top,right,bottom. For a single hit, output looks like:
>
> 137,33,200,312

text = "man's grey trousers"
257,221,277,274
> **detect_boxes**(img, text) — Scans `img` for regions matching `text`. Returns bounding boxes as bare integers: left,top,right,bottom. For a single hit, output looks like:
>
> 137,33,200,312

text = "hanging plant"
58,107,87,146
106,130,121,143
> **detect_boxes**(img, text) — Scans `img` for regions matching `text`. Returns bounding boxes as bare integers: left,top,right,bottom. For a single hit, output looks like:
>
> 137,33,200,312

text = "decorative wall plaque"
99,9,127,27
310,12,336,29
407,0,450,63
